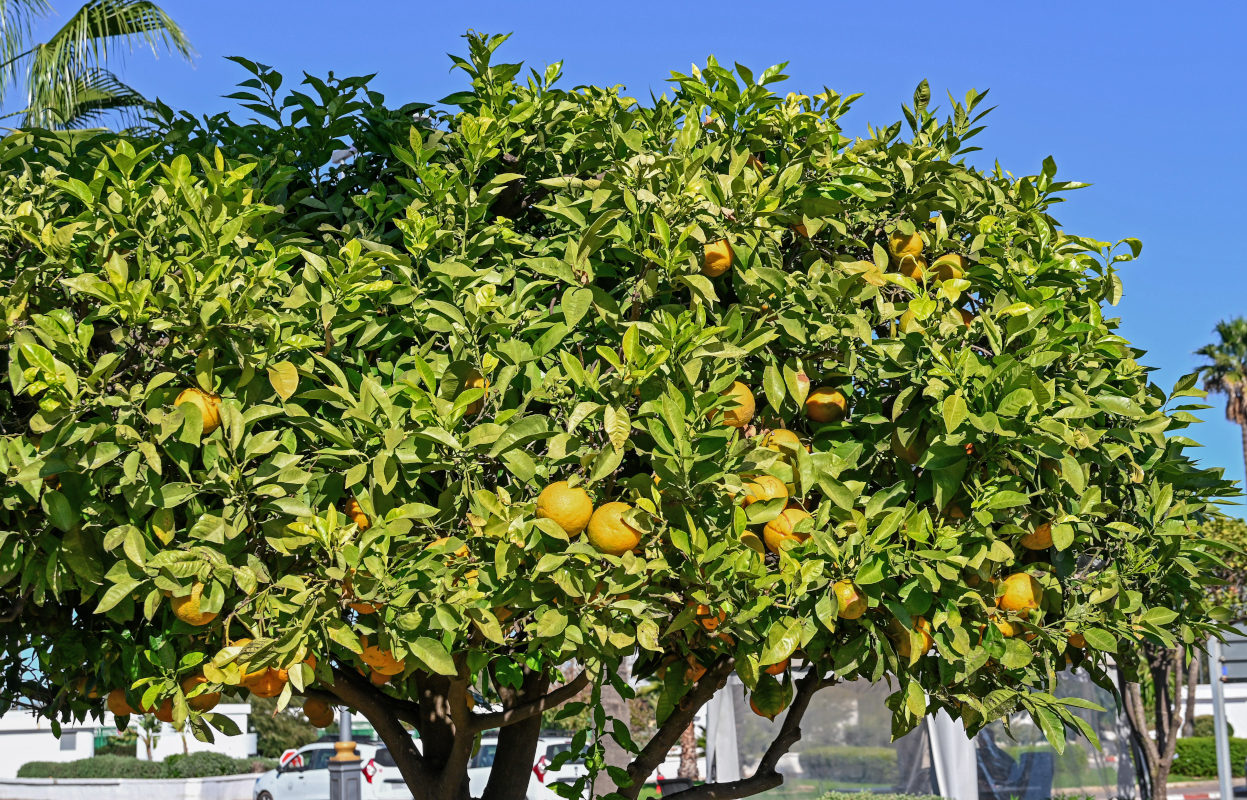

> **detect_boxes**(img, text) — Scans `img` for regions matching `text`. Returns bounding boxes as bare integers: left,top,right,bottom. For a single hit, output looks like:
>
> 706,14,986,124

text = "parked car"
254,739,561,800
470,735,590,788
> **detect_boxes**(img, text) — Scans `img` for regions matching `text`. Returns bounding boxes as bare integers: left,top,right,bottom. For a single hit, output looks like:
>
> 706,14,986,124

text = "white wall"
125,704,255,762
1192,682,1247,738
0,774,257,800
0,709,96,778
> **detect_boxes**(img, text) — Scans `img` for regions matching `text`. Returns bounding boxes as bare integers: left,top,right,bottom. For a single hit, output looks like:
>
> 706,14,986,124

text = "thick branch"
480,669,552,800
620,658,734,799
1123,680,1160,774
0,592,27,623
328,667,431,794
664,669,825,800
470,670,589,733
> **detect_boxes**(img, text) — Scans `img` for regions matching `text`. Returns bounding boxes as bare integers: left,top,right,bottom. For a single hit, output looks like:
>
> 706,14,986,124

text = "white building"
0,704,255,778
1192,681,1247,737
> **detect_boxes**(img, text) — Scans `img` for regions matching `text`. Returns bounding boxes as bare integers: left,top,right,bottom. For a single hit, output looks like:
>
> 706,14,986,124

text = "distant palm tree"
1197,317,1247,480
0,0,191,130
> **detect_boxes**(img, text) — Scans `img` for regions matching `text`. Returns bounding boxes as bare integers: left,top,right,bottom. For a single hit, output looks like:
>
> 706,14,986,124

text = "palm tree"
1197,317,1247,480
0,0,191,130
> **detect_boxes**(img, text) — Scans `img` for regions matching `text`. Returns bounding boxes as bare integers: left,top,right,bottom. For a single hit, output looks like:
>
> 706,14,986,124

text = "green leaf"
411,637,456,676
267,361,299,401
941,395,967,433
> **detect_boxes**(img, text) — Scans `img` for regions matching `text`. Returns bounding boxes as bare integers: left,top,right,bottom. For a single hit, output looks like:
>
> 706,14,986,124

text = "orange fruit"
747,154,764,172
536,481,594,536
342,575,379,615
142,698,175,724
1068,632,1086,649
1020,522,1053,550
764,658,790,676
304,698,335,728
73,677,100,699
944,503,967,520
243,668,288,699
685,658,708,683
718,382,756,428
891,616,934,661
891,429,921,465
805,387,847,423
181,676,220,712
360,641,406,676
898,257,926,281
695,604,727,632
175,388,222,435
171,582,217,627
344,497,370,530
426,536,469,557
586,502,643,556
993,619,1016,638
741,475,788,507
833,580,867,620
462,369,489,415
369,669,392,686
761,428,808,453
792,223,809,238
997,573,1042,615
702,240,734,277
107,688,134,717
888,230,924,259
959,308,975,327
749,692,788,720
762,506,812,553
931,254,967,280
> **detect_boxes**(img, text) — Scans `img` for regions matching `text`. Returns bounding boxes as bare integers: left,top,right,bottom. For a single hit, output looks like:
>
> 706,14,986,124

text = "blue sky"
20,0,1247,512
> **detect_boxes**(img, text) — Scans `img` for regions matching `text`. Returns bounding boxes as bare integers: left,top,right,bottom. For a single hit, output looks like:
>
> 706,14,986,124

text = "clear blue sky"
23,0,1247,513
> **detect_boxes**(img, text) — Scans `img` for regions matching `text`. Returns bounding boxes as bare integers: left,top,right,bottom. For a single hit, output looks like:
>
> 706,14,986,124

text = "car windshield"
471,742,497,768
545,742,584,764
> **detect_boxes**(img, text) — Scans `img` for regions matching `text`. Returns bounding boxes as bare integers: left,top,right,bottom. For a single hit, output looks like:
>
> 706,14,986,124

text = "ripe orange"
749,692,788,720
959,308,975,327
304,697,335,728
993,619,1016,638
791,223,809,238
536,481,594,536
171,582,217,627
360,640,406,676
890,429,921,465
762,505,812,553
898,257,927,281
764,658,789,676
741,475,788,507
73,677,100,699
888,230,923,259
695,604,727,632
244,668,288,698
181,676,220,712
344,497,370,530
426,536,469,557
1020,522,1053,550
462,369,489,415
833,580,867,620
891,616,934,661
142,698,175,724
342,575,379,615
718,382,756,428
761,428,808,453
805,387,847,422
175,388,222,435
997,573,1042,615
931,254,967,280
1068,632,1086,649
370,669,392,686
685,657,708,683
107,688,134,717
702,240,734,277
586,502,643,555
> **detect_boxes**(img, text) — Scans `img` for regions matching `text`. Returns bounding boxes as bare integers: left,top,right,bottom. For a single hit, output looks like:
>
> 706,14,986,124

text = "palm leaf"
21,0,192,128
32,65,151,129
0,0,51,101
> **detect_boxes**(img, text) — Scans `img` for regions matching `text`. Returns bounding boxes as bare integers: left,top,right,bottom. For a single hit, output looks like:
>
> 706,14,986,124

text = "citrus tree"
0,32,1238,800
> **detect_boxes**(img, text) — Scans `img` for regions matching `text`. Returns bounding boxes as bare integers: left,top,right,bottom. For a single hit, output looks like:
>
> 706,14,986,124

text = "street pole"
1210,636,1233,800
329,708,361,800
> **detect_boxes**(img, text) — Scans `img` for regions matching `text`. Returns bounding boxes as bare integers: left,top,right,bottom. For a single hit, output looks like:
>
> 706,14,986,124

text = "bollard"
329,709,361,800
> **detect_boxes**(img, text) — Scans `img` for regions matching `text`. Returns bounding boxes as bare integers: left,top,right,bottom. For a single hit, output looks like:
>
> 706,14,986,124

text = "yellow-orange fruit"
702,240,734,277
344,496,370,530
695,604,727,632
997,573,1042,615
586,502,643,556
536,481,594,536
762,506,812,554
1020,522,1053,550
761,428,808,453
462,369,488,415
181,676,220,712
931,253,967,280
892,616,934,660
107,689,134,717
718,382,756,428
741,475,788,508
888,230,923,259
764,658,790,676
805,387,848,423
834,580,867,620
170,582,217,627
174,388,222,435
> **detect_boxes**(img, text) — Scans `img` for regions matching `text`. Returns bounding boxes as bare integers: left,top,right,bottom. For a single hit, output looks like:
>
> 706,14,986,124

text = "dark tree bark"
678,723,699,780
1123,645,1199,800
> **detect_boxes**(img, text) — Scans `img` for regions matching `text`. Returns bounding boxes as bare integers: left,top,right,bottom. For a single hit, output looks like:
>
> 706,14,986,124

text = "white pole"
1210,636,1233,800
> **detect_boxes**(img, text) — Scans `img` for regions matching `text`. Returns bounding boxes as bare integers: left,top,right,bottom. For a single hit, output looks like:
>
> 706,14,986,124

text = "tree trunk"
481,670,550,800
594,660,632,798
678,722,699,780
1239,420,1247,487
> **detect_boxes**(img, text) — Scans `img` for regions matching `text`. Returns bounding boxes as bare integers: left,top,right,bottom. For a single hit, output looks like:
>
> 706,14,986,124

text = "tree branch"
664,669,825,800
470,669,589,733
0,591,28,623
328,666,431,792
620,658,734,799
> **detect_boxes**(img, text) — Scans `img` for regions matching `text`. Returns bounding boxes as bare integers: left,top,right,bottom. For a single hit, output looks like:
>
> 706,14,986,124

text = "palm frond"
28,65,151,129
0,0,52,102
1197,316,1247,426
22,0,192,128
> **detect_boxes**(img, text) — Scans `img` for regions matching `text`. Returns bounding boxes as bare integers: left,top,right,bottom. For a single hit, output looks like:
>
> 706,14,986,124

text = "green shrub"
1192,716,1234,738
15,753,274,779
801,746,898,784
1173,737,1247,778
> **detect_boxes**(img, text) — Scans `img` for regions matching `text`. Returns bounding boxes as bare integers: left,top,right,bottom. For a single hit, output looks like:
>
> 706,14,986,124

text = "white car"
254,740,562,800
471,735,590,788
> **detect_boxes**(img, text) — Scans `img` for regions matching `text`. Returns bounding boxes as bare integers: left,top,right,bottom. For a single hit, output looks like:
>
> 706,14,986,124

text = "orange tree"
0,32,1238,800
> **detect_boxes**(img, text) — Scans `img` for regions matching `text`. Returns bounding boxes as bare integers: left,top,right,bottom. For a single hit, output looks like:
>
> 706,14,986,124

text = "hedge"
16,752,276,779
802,746,898,784
818,793,940,800
1174,737,1247,779
1192,716,1235,738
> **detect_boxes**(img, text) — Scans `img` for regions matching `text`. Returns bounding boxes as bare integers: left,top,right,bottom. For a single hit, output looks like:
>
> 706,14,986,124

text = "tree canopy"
0,31,1238,800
